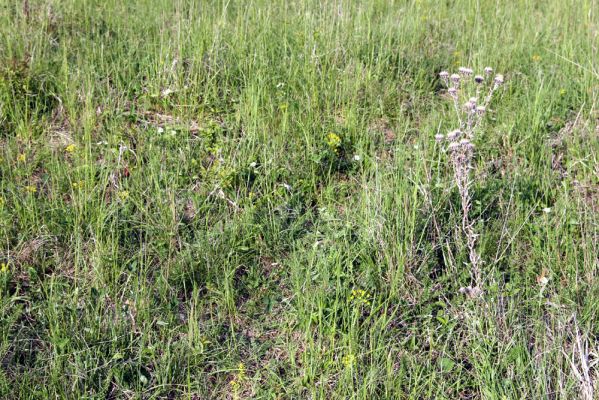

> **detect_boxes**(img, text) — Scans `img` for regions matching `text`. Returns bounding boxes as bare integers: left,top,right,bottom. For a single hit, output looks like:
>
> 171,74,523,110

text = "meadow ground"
0,0,598,398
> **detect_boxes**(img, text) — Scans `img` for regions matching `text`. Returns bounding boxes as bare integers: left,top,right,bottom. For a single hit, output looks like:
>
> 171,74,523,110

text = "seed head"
476,105,486,115
447,129,461,141
450,74,461,83
448,142,460,151
494,74,504,85
469,97,477,104
484,67,493,75
460,139,474,151
448,87,458,98
459,67,474,76
435,134,445,142
439,71,449,79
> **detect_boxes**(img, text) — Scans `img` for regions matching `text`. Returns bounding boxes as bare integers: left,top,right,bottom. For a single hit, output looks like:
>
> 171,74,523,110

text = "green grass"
0,0,597,398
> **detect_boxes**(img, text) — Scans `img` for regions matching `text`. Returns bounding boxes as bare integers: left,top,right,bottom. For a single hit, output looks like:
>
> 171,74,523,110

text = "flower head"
458,67,473,76
484,67,494,75
326,132,342,152
474,75,484,84
349,289,371,307
65,144,77,153
447,129,461,141
464,101,476,111
342,353,356,368
72,180,85,190
118,190,130,201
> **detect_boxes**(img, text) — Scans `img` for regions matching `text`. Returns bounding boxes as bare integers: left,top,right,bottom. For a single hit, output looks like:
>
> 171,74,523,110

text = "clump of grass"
436,66,504,296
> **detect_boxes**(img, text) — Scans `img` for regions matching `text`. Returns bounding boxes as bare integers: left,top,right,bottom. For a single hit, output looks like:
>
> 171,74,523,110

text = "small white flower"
161,88,175,97
539,276,549,286
542,207,551,213
353,154,361,161
157,127,164,133
249,161,257,168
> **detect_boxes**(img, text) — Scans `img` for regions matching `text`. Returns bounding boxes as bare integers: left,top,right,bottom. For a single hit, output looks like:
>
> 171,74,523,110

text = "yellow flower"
237,363,246,381
25,185,37,193
118,190,129,201
326,132,341,152
559,89,567,96
0,263,8,273
348,289,371,306
72,180,85,189
65,144,77,153
532,54,541,62
17,153,26,162
342,353,355,368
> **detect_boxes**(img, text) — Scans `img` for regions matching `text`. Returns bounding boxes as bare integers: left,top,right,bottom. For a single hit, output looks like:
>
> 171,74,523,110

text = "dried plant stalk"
437,67,504,296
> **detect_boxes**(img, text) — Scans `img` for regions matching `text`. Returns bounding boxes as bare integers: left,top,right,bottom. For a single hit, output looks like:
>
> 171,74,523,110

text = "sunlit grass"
0,0,597,398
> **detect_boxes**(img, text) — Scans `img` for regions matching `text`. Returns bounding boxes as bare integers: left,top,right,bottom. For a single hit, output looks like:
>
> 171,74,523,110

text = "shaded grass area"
0,0,597,398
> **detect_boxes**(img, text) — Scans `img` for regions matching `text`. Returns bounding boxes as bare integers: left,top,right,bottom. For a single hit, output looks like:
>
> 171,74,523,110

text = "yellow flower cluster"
72,180,85,189
65,144,77,153
118,190,130,201
229,363,246,400
326,132,341,153
348,289,371,306
342,353,355,368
